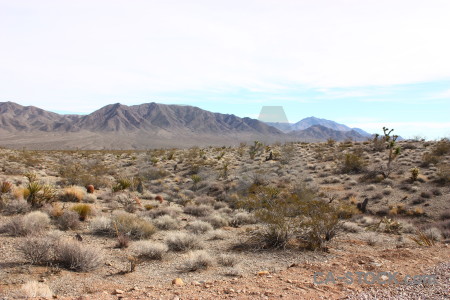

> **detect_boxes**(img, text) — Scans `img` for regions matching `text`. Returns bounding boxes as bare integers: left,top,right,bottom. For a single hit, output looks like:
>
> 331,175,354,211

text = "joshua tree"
380,127,401,178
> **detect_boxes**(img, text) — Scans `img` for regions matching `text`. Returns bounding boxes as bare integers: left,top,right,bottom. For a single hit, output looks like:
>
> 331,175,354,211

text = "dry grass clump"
165,232,203,252
181,250,213,272
153,215,179,230
187,220,213,234
60,186,85,202
20,281,53,298
70,203,94,221
55,239,103,272
132,241,168,260
2,211,50,236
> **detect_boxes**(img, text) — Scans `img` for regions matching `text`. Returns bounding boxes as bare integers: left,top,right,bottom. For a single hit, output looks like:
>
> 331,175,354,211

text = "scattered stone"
258,271,270,276
114,289,124,295
172,278,184,286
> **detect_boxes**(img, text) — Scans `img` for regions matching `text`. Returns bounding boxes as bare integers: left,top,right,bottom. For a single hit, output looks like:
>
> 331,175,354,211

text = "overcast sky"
1,0,449,139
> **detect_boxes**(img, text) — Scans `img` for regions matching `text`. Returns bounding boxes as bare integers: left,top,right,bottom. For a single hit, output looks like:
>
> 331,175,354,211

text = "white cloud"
1,0,450,110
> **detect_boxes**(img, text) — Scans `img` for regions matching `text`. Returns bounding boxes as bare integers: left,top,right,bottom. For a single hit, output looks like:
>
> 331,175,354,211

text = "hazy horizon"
1,1,449,140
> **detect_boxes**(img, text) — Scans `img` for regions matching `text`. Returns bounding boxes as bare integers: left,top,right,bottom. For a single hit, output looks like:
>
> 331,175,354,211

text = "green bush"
240,184,340,250
340,152,365,174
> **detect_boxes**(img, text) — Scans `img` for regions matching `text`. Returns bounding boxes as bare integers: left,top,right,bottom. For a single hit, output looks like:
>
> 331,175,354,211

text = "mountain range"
0,101,372,149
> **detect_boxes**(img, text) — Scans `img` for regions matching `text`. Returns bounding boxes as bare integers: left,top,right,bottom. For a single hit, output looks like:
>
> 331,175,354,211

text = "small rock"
172,278,184,286
114,289,124,295
192,281,201,286
257,271,270,276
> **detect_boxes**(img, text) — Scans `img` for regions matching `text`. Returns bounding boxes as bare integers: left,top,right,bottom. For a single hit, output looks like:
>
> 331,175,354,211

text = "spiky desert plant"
249,140,263,159
410,167,420,181
380,127,401,178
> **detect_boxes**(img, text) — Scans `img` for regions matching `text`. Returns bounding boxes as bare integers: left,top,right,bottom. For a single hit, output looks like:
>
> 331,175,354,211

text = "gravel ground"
346,262,449,300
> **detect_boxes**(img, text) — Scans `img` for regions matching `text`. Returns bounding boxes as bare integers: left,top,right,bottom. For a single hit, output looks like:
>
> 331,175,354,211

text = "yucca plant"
409,229,435,247
1,181,13,194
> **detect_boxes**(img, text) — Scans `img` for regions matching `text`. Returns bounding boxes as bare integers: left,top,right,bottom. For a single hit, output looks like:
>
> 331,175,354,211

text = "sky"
0,0,449,139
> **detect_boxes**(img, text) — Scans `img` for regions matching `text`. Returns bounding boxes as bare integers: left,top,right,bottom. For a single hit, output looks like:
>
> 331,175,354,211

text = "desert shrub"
440,209,450,221
217,254,239,267
153,215,179,230
337,202,359,219
20,281,53,298
183,204,213,217
57,210,81,230
361,232,381,246
420,153,440,167
432,138,450,156
112,212,156,239
133,241,168,260
58,159,111,188
90,216,112,235
368,217,402,234
55,240,103,272
146,206,183,218
18,236,54,265
435,163,450,185
207,229,228,240
165,232,202,252
341,222,362,233
240,184,340,250
202,214,229,228
60,186,85,202
140,167,169,180
115,234,130,248
230,210,256,227
424,227,443,241
194,196,216,206
181,250,213,272
3,211,50,236
187,220,213,234
340,152,365,174
435,220,450,239
71,204,94,221
2,199,31,215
